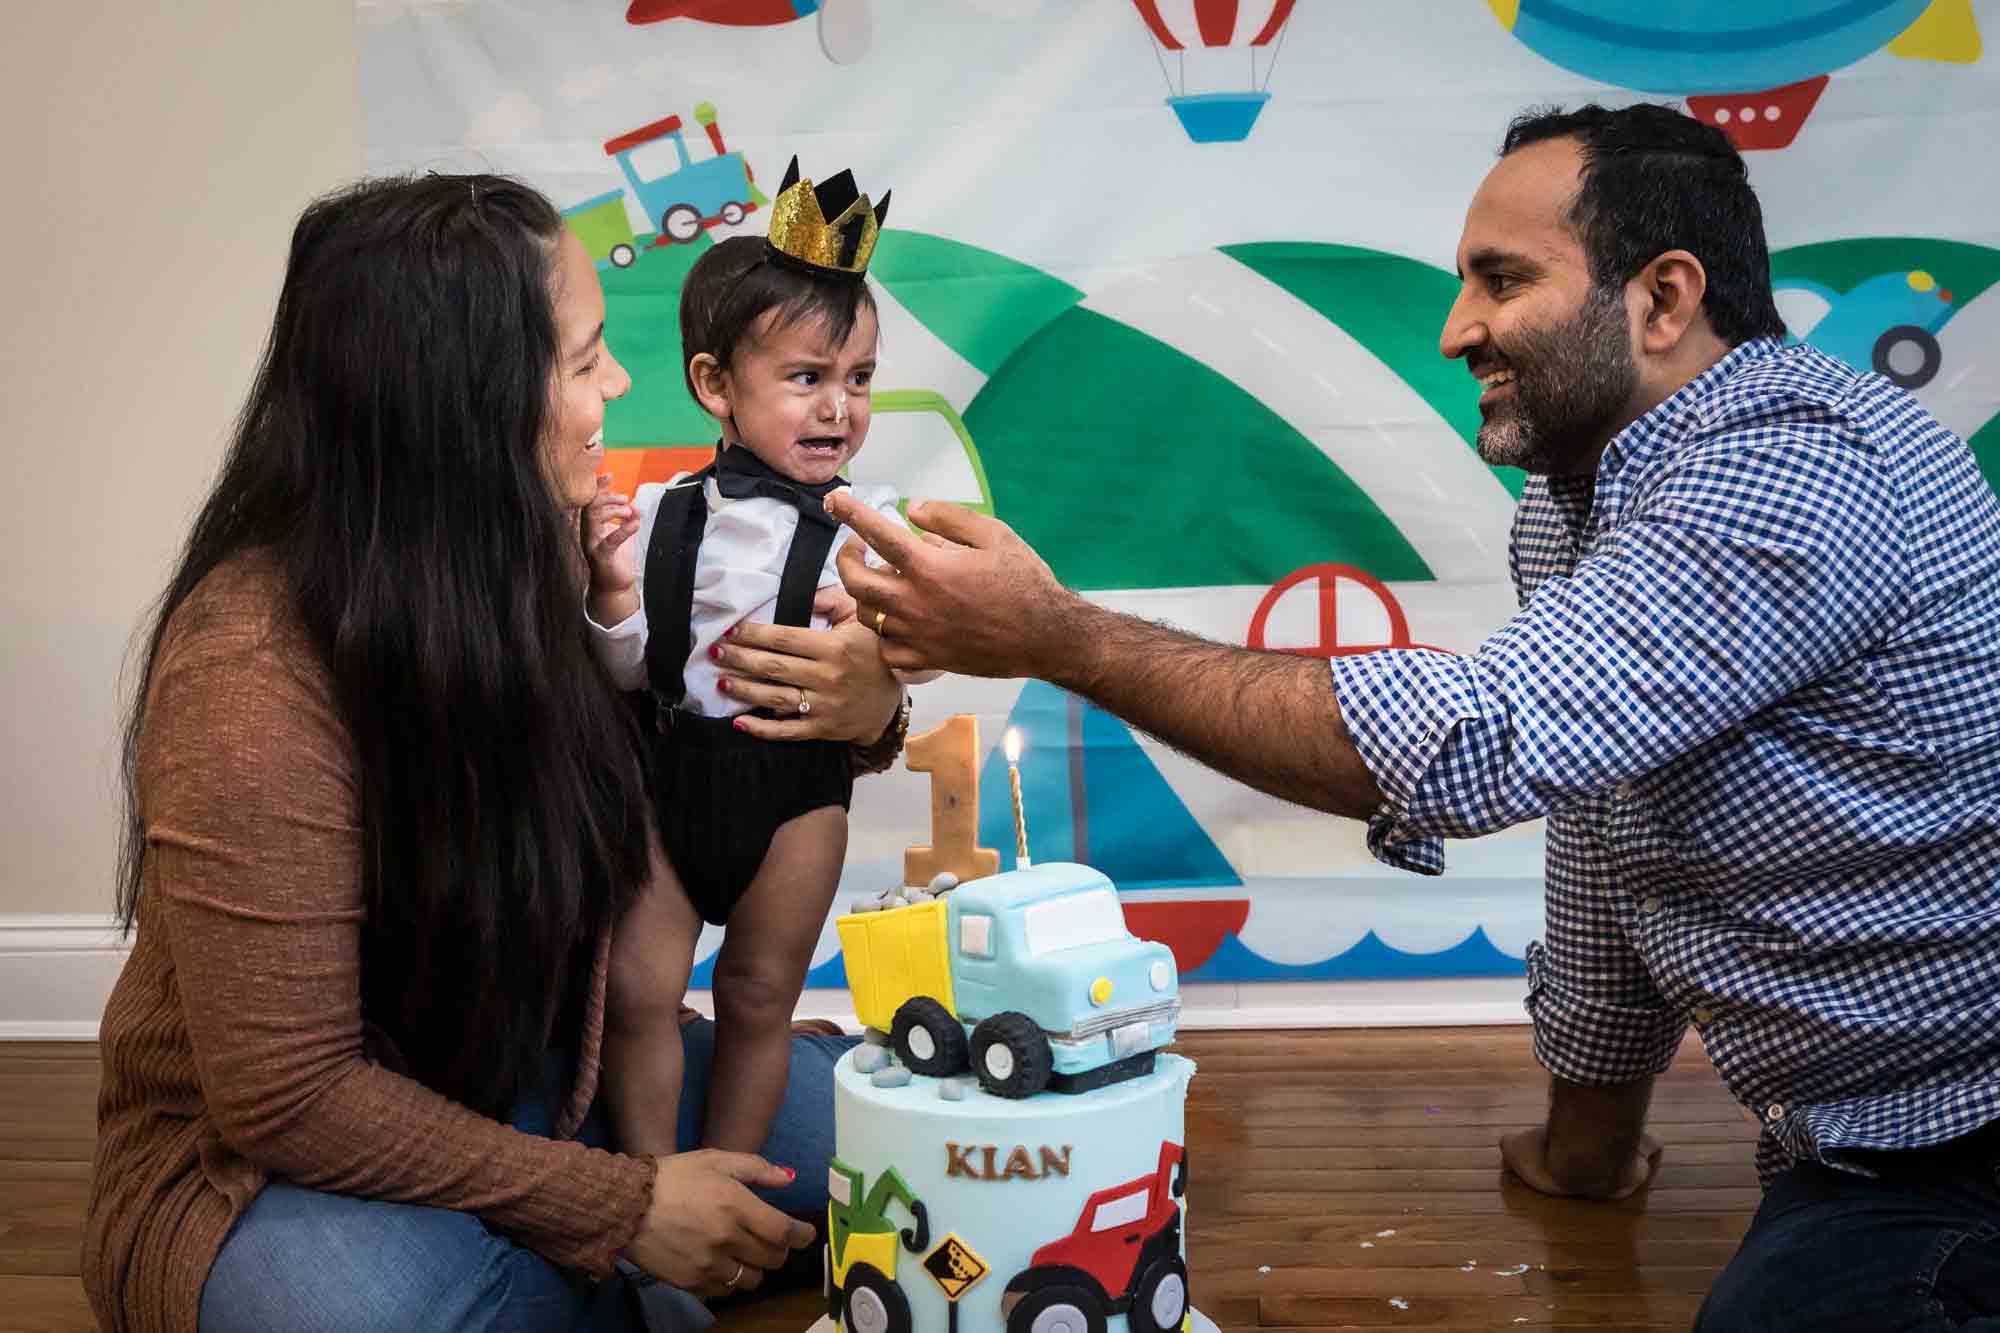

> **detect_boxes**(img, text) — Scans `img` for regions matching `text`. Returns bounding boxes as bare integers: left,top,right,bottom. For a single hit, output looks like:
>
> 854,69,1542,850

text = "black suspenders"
640,468,709,714
639,466,843,722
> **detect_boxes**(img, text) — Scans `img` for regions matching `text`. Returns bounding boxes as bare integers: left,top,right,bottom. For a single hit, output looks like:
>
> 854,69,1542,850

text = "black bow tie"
712,442,844,528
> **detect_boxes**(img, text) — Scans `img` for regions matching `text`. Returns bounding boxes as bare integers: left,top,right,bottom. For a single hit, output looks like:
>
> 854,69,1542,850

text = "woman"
82,173,901,1333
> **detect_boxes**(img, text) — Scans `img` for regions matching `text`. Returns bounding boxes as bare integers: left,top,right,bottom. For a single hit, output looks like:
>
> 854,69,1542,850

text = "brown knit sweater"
82,554,656,1333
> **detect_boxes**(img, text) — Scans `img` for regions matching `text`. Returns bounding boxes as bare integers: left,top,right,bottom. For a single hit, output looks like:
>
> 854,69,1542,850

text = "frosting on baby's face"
713,306,879,487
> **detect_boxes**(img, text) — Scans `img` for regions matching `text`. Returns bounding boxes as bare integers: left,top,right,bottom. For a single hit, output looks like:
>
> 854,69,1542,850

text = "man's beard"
1474,284,1638,475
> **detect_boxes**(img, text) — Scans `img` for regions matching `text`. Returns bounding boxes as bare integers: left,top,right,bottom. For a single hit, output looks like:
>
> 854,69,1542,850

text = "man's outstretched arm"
1038,594,1384,817
821,495,1385,817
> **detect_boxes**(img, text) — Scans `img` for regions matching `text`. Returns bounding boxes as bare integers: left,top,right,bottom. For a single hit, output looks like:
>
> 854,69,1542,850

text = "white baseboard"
0,914,1527,1040
0,915,134,1041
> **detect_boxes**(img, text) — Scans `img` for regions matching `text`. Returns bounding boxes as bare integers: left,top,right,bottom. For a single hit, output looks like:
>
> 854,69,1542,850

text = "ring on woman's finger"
723,1261,744,1289
796,687,811,716
873,609,888,636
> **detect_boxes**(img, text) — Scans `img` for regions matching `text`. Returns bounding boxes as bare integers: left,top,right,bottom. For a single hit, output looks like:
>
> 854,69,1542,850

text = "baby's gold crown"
764,156,891,280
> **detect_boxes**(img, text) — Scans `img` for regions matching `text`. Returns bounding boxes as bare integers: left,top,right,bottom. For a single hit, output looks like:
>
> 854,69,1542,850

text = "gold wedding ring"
797,688,811,716
724,1262,744,1289
874,609,887,635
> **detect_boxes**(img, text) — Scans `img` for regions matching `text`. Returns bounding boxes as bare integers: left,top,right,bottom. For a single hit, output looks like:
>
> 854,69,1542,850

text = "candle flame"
1004,727,1022,764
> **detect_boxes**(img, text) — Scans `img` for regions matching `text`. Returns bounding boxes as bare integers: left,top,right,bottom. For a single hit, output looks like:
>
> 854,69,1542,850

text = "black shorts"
641,708,853,926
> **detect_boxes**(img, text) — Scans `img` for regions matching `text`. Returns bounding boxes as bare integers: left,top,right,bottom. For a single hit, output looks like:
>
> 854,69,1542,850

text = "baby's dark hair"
679,234,878,404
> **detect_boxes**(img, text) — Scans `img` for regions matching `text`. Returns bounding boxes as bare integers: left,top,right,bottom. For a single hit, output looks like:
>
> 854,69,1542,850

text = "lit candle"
1005,728,1031,869
905,714,1001,886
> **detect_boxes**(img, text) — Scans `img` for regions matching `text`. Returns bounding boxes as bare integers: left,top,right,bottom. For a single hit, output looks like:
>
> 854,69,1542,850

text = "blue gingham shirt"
1331,339,2000,1182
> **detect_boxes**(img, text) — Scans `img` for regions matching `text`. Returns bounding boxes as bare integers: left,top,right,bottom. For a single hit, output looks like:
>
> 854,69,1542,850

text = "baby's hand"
813,583,860,625
812,584,933,679
584,475,640,592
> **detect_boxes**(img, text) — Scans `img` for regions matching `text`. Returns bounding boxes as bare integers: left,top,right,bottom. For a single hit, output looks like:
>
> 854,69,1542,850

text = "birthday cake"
815,720,1200,1333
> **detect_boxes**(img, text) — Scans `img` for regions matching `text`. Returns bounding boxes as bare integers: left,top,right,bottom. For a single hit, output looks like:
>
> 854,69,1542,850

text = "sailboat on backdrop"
976,680,1530,983
977,680,1252,975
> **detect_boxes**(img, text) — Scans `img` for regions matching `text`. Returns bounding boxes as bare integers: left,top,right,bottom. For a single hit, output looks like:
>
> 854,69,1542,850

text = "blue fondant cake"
823,859,1199,1333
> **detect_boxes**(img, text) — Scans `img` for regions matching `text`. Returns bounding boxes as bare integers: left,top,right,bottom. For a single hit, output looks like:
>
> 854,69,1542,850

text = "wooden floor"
2,1027,1758,1331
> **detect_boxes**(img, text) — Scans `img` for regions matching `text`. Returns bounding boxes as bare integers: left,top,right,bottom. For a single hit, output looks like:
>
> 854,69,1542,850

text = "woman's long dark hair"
115,174,652,1119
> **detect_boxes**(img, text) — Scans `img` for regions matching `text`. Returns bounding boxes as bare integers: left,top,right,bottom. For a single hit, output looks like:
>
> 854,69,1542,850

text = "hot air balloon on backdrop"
1128,0,1298,143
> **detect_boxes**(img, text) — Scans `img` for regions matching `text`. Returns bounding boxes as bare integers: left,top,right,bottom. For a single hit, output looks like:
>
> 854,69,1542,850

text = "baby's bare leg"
703,805,847,1153
603,840,703,1158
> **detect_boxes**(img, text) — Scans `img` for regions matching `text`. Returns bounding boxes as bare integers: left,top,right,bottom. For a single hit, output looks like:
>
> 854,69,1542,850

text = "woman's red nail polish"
709,644,721,660
722,626,736,640
781,1167,796,1182
717,678,731,693
733,718,747,731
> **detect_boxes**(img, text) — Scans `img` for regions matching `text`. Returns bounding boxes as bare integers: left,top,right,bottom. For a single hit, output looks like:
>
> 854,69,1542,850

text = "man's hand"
1501,1075,1663,1200
825,493,1075,679
1501,1125,1662,1199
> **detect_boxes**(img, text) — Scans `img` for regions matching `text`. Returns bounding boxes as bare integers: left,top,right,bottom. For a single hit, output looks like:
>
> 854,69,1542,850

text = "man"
785,104,2000,1325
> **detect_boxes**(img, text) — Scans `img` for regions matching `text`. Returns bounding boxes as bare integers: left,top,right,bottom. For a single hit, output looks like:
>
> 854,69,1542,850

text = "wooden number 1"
904,714,1001,888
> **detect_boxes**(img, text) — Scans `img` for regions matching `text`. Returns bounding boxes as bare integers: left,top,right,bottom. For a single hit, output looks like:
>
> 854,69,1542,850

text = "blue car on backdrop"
1778,268,1958,389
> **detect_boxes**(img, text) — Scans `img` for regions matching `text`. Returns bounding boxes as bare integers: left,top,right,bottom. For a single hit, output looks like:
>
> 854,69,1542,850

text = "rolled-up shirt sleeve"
1524,810,1687,1083
1329,423,1906,874
1327,649,1478,874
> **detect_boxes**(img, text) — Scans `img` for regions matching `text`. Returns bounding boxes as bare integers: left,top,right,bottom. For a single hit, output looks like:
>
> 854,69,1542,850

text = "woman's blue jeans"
1695,1126,2000,1331
198,1019,856,1333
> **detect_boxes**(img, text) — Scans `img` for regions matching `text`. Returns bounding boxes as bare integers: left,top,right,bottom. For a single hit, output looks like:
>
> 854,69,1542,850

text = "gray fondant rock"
871,1065,913,1088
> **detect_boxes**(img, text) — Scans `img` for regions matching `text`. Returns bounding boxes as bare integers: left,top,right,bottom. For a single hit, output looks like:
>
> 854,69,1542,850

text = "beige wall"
0,2,360,917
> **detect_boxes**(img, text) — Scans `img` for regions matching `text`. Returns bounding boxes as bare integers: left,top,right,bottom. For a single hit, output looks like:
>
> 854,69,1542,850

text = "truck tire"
970,1011,1052,1098
841,1262,911,1333
892,997,969,1076
1006,1283,1107,1333
1128,1255,1189,1333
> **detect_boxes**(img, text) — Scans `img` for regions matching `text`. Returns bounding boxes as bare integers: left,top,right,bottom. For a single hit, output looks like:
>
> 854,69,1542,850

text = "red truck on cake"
997,1141,1189,1333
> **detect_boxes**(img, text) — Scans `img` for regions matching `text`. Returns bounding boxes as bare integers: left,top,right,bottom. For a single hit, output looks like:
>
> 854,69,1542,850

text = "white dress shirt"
587,472,901,717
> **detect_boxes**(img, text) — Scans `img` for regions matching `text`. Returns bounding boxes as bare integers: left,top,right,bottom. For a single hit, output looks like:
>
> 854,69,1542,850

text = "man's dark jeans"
1696,1123,2000,1331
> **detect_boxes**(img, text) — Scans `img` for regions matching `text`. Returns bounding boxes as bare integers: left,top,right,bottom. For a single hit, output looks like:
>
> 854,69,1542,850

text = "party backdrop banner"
359,0,2000,994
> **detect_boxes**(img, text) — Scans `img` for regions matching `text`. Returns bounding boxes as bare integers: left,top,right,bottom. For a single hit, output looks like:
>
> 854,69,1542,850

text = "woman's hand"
714,614,901,743
626,1151,816,1296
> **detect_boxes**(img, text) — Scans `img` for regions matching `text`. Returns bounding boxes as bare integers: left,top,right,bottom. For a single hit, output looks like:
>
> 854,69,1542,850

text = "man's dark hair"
679,234,877,403
1502,103,1787,346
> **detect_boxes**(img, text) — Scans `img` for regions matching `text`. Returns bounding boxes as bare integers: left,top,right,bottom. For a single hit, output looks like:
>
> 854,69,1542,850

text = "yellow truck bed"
835,899,956,1033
